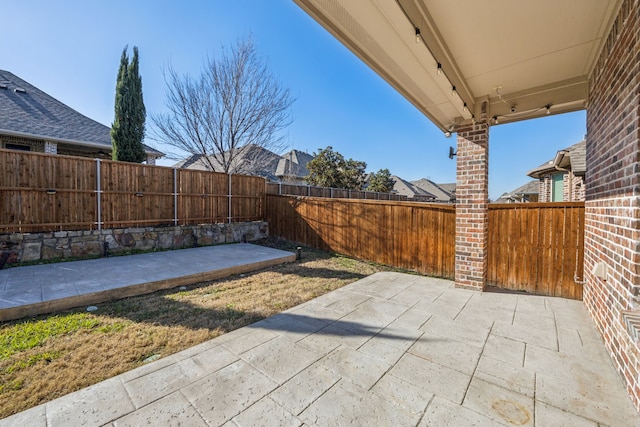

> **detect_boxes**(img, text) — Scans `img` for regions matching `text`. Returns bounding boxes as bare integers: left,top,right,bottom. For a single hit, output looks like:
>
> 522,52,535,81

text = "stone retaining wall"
0,222,268,265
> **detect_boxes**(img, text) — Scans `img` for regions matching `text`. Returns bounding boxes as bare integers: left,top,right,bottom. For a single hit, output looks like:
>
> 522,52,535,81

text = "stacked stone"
0,222,268,264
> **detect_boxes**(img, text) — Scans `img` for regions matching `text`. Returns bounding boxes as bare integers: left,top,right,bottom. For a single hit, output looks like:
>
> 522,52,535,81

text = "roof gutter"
553,150,571,173
528,149,571,179
0,128,163,157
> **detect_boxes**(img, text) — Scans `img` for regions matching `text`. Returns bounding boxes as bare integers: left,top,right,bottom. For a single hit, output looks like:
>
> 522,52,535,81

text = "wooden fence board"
266,195,456,278
230,175,265,222
487,202,584,299
177,168,228,224
268,196,583,299
0,151,97,231
2,151,584,300
100,161,175,228
0,150,266,232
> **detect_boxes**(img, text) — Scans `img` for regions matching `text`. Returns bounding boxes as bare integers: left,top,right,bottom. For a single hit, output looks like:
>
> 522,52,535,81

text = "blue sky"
3,0,586,200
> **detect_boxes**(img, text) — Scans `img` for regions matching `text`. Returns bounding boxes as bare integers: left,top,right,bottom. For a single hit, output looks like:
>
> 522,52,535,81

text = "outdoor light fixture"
448,146,457,159
135,192,144,197
545,104,552,115
444,124,455,138
452,86,457,97
493,116,499,124
437,63,442,75
46,189,56,195
463,103,468,113
415,27,421,43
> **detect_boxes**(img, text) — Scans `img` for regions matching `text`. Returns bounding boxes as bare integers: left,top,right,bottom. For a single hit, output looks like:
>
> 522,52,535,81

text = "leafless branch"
151,35,294,174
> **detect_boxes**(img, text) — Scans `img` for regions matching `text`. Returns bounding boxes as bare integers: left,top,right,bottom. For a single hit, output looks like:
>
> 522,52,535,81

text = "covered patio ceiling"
293,0,622,133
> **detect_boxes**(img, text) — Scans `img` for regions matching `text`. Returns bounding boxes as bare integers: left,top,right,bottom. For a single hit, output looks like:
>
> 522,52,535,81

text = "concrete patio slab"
298,379,419,426
463,377,534,426
420,396,497,426
475,354,535,398
0,243,296,321
2,271,639,426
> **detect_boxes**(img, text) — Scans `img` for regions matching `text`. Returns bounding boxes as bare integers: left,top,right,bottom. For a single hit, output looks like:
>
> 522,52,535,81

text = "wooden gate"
488,202,585,299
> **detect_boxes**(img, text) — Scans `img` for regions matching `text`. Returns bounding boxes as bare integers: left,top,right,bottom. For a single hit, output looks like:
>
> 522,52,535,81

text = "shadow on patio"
4,271,638,426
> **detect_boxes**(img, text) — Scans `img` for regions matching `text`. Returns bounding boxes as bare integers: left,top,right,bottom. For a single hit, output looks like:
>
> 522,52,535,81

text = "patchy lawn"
0,238,401,419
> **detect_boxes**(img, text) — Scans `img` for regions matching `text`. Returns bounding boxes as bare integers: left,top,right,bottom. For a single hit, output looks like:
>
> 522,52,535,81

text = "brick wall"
571,174,585,201
0,134,114,159
538,177,549,202
455,123,489,290
584,0,640,411
1,134,45,151
538,172,585,202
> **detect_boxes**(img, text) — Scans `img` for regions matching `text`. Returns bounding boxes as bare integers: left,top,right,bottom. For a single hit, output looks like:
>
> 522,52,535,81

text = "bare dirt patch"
0,238,402,418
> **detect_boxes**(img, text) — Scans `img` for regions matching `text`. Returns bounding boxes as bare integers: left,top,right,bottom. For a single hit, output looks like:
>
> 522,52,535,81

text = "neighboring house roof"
495,180,539,203
0,69,163,157
437,183,456,195
411,178,454,202
391,175,436,200
173,154,204,169
276,149,314,180
527,140,585,179
173,144,282,180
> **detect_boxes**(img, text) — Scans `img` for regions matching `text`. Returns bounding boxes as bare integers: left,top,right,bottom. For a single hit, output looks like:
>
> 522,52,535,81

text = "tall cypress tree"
111,46,146,162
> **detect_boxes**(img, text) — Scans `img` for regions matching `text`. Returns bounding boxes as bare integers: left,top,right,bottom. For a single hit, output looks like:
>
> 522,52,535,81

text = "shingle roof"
275,149,314,179
437,183,456,194
494,180,539,203
172,144,282,180
527,140,585,178
410,178,454,202
391,175,436,200
0,69,162,156
510,180,539,195
565,140,586,174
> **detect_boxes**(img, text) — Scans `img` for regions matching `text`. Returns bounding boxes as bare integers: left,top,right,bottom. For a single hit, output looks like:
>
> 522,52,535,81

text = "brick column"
455,123,489,291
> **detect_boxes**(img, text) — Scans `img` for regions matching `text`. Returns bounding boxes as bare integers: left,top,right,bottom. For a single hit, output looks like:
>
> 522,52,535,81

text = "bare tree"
152,36,294,174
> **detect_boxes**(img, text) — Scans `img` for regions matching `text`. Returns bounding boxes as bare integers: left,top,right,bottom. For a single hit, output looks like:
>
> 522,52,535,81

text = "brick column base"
455,123,489,291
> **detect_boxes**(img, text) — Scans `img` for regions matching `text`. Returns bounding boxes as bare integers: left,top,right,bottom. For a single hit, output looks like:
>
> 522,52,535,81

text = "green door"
552,174,564,202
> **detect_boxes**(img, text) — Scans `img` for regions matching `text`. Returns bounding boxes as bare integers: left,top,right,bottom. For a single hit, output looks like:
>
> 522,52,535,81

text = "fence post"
330,187,333,198
279,181,282,195
308,185,311,197
173,168,178,226
228,173,232,224
96,159,102,231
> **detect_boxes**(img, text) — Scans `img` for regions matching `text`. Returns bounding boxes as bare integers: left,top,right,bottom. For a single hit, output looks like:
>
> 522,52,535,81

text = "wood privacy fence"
267,195,456,278
488,202,585,299
267,195,585,299
0,149,265,232
266,182,433,202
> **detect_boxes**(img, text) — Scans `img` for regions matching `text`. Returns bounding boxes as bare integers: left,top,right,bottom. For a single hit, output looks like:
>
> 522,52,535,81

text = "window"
552,173,564,202
4,143,31,151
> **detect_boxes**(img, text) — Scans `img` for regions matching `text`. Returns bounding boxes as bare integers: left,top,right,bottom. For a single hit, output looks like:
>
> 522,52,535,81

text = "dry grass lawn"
0,238,401,418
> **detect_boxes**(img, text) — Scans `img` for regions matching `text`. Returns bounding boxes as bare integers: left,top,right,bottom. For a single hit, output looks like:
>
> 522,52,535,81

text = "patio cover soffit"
293,0,622,133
